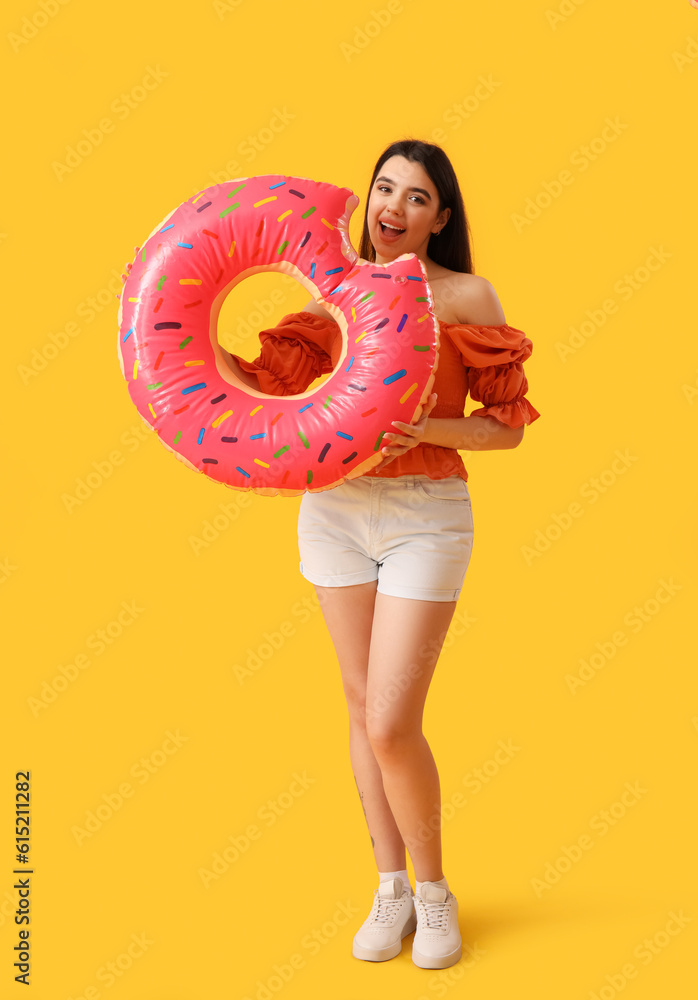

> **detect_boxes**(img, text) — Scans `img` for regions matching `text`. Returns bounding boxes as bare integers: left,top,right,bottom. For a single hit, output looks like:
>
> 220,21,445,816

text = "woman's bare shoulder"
433,271,507,326
299,298,337,323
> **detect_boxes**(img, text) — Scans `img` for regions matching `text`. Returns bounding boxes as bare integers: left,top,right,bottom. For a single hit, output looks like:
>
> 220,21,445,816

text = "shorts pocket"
415,477,471,505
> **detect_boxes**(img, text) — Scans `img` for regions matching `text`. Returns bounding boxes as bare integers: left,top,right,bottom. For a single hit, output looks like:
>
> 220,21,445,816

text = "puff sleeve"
227,311,342,396
445,323,541,429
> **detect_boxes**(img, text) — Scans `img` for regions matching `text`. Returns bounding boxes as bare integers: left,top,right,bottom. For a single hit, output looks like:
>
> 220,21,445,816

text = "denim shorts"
297,473,474,602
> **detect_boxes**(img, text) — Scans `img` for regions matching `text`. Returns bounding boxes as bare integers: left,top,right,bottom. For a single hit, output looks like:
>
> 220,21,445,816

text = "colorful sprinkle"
182,382,207,394
177,242,193,249
346,356,355,370
413,344,430,351
274,445,290,458
384,370,407,384
302,206,316,218
154,321,181,330
269,181,286,189
400,383,418,403
318,443,331,462
254,459,270,467
298,403,313,413
298,431,310,449
300,231,311,247
179,278,202,285
320,218,334,229
159,223,174,233
289,189,305,198
310,263,316,278
250,405,263,416
359,291,374,303
336,431,353,440
212,410,234,428
277,210,292,222
397,314,408,332
236,466,251,478
277,240,289,254
250,433,266,440
146,382,162,390
323,395,332,408
156,276,167,291
197,428,205,444
220,203,240,217
342,452,358,464
179,336,193,348
196,201,212,213
254,196,277,207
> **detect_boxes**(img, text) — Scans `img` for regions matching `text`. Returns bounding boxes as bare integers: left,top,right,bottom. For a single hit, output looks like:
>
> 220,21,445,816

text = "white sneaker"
352,877,417,962
412,882,462,969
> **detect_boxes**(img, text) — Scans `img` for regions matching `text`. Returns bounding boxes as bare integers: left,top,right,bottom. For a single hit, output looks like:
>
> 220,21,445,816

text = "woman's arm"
422,415,524,450
219,346,262,389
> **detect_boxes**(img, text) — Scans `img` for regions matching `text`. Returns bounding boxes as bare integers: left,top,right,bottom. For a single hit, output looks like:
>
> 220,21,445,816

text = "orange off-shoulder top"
228,311,541,482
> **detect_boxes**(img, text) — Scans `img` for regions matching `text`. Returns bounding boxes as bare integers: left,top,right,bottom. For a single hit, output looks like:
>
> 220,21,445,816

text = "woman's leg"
312,581,409,872
364,592,459,883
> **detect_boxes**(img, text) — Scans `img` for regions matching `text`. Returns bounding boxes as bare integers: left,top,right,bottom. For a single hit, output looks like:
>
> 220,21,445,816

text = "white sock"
415,876,449,895
378,869,412,895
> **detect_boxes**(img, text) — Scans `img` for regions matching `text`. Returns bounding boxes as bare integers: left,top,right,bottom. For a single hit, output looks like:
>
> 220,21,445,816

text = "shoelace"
415,894,451,930
369,890,409,925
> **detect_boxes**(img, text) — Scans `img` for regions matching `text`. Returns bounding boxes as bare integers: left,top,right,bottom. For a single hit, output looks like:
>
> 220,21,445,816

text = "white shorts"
297,473,474,602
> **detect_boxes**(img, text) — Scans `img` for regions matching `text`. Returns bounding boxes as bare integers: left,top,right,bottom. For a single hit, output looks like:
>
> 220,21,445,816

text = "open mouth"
379,221,405,239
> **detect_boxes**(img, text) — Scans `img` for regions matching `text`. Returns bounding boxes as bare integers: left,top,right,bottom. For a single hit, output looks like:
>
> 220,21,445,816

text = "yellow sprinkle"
254,459,270,468
148,402,157,418
212,409,234,428
250,405,263,416
132,359,138,379
277,209,292,222
128,297,140,303
354,331,369,343
228,240,236,257
351,307,356,323
192,193,204,203
254,197,277,207
184,360,205,366
417,313,430,322
179,278,202,285
400,383,418,404
321,218,335,230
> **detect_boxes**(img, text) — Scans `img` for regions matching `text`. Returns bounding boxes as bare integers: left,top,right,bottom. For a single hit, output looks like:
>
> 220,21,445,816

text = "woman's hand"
116,247,141,295
375,393,438,469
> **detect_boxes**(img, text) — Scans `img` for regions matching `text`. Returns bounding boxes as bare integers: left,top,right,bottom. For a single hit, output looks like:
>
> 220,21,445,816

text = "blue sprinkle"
250,433,266,440
177,242,193,249
406,275,422,281
327,285,343,295
345,356,354,371
384,370,407,385
298,403,313,413
197,428,205,444
269,181,286,189
160,223,174,233
397,314,408,332
122,327,134,342
310,262,316,278
336,431,353,440
182,382,207,394
236,466,251,478
325,267,343,275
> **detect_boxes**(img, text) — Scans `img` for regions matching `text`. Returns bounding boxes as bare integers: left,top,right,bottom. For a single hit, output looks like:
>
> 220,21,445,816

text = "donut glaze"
117,174,440,496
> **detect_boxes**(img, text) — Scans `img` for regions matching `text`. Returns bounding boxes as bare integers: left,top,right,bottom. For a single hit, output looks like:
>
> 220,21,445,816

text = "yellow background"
2,0,697,996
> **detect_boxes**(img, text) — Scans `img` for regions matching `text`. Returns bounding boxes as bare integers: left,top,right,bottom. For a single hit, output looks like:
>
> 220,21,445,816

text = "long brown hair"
358,138,474,273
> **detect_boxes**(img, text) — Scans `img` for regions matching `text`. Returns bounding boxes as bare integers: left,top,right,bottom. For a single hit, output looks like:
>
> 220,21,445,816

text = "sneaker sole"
412,941,462,969
352,912,417,962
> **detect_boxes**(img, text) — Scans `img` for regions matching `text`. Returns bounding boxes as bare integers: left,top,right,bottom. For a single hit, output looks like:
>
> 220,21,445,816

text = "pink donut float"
116,174,439,496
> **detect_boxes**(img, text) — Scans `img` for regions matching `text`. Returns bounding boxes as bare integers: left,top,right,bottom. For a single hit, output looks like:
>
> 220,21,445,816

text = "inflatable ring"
117,174,439,496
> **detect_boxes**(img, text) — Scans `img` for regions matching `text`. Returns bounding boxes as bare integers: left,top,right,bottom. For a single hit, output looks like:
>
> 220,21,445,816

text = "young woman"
121,140,540,970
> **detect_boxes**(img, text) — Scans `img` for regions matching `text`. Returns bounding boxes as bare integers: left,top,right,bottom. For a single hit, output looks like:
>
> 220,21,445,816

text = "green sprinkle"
277,241,289,255
323,395,332,409
274,445,290,458
413,345,430,351
307,469,313,484
156,275,167,291
416,296,428,302
298,431,310,449
301,206,316,218
219,203,240,217
359,291,374,303
146,382,163,390
173,430,182,445
228,184,246,196
141,247,147,262
374,430,386,451
179,336,193,349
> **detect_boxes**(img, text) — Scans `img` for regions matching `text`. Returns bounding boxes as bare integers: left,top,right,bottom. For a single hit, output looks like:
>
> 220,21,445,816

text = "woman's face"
366,154,450,265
